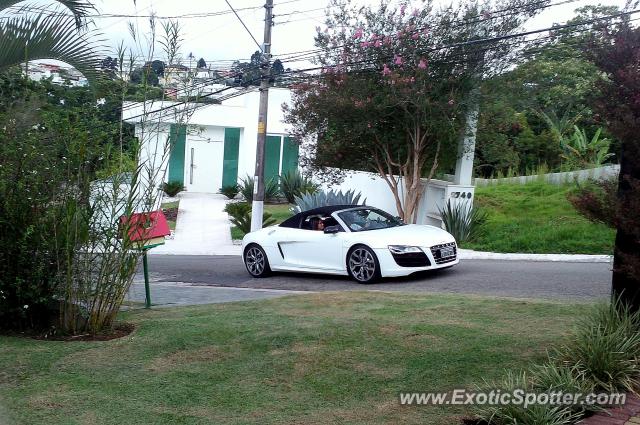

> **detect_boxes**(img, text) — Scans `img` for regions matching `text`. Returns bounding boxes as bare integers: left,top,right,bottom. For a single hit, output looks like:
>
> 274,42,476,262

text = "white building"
123,87,298,194
123,87,476,227
23,62,88,87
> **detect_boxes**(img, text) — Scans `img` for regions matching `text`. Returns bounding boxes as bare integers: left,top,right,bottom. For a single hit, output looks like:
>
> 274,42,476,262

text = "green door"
167,124,187,186
264,135,281,183
281,136,299,176
222,128,240,188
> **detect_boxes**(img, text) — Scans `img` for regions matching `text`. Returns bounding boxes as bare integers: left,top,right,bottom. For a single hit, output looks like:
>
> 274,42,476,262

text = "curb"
458,249,612,263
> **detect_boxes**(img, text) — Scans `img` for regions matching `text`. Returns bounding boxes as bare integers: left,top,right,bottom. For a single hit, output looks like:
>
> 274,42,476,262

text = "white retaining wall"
474,165,620,186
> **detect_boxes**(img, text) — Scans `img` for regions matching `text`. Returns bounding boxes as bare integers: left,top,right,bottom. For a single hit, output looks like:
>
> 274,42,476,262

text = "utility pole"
250,0,274,232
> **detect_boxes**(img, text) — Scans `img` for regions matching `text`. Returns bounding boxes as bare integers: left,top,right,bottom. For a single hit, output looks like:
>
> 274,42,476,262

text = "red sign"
120,210,171,243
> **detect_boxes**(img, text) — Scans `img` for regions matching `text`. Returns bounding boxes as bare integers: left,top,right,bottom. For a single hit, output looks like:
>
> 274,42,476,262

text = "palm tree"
0,0,101,82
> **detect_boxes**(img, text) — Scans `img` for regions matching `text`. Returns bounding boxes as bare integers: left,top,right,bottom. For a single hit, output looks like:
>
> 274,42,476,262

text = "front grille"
430,242,457,265
391,251,431,267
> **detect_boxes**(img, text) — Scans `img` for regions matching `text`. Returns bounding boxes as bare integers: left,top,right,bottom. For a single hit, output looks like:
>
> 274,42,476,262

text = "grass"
230,203,293,240
464,182,615,254
0,292,589,425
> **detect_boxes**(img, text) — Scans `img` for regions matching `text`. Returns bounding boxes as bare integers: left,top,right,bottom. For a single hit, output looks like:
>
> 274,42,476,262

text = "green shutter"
222,128,240,187
281,136,299,176
167,124,187,185
264,135,281,182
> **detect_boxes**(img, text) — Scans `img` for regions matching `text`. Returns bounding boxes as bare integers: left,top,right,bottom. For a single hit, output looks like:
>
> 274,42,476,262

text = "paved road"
137,255,613,301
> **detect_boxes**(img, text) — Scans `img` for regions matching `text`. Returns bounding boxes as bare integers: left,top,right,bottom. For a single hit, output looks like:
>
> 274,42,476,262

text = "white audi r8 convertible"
241,205,459,283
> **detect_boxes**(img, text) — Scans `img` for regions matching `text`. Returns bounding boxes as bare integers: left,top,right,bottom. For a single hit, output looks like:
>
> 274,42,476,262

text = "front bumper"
374,244,459,277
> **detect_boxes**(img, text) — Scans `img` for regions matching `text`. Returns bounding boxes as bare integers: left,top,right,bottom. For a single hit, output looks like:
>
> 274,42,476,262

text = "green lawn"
0,292,588,425
464,182,615,254
231,203,293,240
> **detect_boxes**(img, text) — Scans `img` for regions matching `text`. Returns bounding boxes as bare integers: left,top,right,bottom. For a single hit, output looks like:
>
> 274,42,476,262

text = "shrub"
567,178,617,228
292,189,365,213
438,199,487,243
224,202,276,234
473,371,581,425
219,184,239,199
280,170,319,204
163,180,183,197
239,175,280,203
551,301,640,394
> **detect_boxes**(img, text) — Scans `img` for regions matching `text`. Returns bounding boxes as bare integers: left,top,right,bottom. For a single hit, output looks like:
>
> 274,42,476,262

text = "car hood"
354,224,456,248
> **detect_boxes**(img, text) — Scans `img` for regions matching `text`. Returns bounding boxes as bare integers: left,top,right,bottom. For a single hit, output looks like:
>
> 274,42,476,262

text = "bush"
438,200,487,243
224,202,276,234
219,184,239,199
473,371,581,425
163,181,183,197
551,301,640,394
239,175,280,203
568,178,617,228
280,170,319,204
292,189,365,213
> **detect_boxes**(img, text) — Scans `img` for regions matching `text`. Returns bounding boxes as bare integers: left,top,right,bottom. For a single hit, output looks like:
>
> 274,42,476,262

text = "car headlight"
388,245,423,254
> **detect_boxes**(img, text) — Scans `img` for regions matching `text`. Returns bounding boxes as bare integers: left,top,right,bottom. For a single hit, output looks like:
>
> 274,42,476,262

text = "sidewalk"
150,192,242,256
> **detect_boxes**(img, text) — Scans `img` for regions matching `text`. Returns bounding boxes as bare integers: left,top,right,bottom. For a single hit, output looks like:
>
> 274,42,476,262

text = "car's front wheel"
244,244,271,278
347,245,380,284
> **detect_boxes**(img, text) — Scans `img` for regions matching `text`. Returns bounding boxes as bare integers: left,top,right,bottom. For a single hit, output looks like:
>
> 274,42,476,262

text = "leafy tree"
285,0,547,222
585,24,640,310
197,57,206,69
0,0,101,82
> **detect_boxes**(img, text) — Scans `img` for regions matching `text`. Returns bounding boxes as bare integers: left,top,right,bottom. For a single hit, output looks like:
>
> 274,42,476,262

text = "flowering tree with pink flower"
285,0,552,222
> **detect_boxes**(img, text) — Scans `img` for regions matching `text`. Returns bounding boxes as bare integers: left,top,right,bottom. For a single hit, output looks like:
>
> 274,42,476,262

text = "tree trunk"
611,144,640,311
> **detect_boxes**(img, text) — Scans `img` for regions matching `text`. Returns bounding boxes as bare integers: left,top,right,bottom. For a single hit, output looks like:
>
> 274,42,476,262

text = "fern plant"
292,189,365,213
163,181,183,197
239,175,280,202
438,199,487,243
219,184,239,199
280,170,319,203
223,202,276,234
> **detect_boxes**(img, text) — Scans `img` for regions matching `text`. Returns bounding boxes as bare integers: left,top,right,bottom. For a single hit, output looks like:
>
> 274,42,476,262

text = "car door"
277,227,344,272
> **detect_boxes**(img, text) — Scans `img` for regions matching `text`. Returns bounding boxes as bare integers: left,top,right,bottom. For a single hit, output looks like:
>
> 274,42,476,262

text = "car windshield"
337,208,404,232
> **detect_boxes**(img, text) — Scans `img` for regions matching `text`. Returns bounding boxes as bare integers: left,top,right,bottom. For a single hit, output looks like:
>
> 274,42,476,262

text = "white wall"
124,88,295,193
322,169,475,227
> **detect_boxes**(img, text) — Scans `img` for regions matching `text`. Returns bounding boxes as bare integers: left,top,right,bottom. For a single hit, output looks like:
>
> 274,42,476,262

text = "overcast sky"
25,0,630,68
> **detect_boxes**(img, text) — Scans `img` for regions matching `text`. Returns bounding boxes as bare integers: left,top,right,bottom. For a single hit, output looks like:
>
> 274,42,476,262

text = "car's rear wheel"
244,244,271,278
347,245,380,284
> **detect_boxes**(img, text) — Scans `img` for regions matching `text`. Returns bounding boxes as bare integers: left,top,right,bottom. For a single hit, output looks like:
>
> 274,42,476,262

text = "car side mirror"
324,225,341,234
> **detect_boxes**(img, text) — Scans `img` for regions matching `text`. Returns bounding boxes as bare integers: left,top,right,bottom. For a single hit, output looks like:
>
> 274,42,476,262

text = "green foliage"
223,202,276,234
0,2,101,82
292,189,365,213
567,178,618,228
475,300,640,424
239,175,280,203
219,184,240,200
163,181,183,197
473,371,581,425
279,170,319,204
438,200,487,243
552,301,640,393
560,126,614,169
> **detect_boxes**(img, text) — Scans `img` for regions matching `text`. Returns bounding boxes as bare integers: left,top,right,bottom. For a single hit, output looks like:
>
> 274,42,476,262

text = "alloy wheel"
349,248,376,282
245,246,265,276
